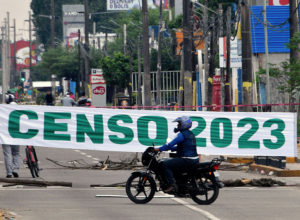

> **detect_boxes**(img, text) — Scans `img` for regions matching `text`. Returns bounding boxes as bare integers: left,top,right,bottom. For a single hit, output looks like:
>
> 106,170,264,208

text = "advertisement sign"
10,40,36,71
0,104,297,156
269,0,289,5
91,69,106,107
90,75,106,84
219,37,242,68
107,0,159,11
62,5,85,48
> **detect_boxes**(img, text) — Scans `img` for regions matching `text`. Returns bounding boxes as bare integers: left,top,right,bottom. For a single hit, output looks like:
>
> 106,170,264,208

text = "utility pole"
29,11,32,77
208,14,215,108
123,24,127,55
6,12,11,88
142,0,151,107
203,0,209,110
93,22,96,48
263,0,270,107
13,19,17,87
51,0,55,48
240,0,253,112
225,6,231,111
178,48,184,110
183,0,193,111
168,0,173,21
84,0,90,97
289,0,299,112
290,0,299,61
1,24,7,103
219,3,225,111
156,0,162,107
77,29,81,98
137,35,142,107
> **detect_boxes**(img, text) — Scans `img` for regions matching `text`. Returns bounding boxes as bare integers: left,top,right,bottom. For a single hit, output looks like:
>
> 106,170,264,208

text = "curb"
249,163,300,177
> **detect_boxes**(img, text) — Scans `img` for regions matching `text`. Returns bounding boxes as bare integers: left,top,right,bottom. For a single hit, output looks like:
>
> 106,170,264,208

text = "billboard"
10,40,36,71
107,0,160,11
62,5,85,48
269,0,289,5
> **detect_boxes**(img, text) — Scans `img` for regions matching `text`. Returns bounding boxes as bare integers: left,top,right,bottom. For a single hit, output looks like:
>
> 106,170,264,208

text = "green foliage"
100,52,131,90
36,91,45,105
255,33,300,111
32,46,78,81
150,40,180,71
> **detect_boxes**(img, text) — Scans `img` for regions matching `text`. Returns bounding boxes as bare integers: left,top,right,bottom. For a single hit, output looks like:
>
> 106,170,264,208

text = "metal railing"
132,71,180,107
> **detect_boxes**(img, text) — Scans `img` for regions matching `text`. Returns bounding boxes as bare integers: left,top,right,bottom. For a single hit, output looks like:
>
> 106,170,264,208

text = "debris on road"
0,177,72,187
46,154,141,170
222,178,286,187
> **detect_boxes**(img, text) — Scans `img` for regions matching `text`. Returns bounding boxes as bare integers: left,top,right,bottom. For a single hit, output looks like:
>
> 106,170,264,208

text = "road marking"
171,197,220,220
95,194,174,198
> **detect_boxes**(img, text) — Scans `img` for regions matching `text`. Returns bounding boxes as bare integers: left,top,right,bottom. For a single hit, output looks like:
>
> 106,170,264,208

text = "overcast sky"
0,0,32,40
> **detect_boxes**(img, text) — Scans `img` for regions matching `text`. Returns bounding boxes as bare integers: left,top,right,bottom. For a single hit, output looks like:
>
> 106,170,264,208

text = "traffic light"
20,71,26,82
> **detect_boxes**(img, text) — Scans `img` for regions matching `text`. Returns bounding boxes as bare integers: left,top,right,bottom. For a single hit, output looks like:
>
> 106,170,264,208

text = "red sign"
269,0,289,5
10,40,36,71
212,75,221,112
93,86,105,95
90,74,106,84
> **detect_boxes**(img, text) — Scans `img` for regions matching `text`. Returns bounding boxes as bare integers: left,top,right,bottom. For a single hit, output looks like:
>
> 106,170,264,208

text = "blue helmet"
173,116,192,131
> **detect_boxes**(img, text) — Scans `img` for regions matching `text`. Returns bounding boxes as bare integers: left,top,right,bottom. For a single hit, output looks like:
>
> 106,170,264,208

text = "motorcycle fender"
209,173,224,188
130,170,148,177
130,171,157,186
204,173,223,189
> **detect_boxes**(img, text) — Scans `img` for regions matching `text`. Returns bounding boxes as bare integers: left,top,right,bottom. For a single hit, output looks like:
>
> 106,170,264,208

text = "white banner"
0,105,297,156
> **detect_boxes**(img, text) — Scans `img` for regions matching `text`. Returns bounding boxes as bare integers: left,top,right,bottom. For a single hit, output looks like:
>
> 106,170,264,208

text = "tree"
100,52,131,90
32,46,78,81
257,33,300,112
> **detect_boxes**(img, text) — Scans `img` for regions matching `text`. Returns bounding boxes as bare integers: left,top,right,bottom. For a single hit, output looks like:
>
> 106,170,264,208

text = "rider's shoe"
163,184,177,193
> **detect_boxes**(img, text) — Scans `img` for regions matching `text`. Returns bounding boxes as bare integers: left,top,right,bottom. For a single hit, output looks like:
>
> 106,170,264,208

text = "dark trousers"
160,157,199,186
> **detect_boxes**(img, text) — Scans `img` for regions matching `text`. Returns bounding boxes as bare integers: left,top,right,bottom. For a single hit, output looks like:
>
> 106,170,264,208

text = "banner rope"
95,103,300,110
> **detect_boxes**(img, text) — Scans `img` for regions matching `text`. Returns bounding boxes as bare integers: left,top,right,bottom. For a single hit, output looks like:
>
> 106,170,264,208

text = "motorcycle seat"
191,162,212,171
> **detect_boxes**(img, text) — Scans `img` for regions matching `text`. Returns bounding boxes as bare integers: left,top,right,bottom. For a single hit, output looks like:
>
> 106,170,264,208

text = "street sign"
91,68,103,75
219,37,242,68
90,69,106,107
90,74,106,84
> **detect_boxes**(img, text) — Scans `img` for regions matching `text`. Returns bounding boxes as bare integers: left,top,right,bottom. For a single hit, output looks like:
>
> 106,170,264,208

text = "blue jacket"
159,130,198,157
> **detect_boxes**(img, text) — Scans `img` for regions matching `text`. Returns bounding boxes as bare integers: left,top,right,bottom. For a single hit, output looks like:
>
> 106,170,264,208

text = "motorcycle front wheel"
126,173,156,204
190,176,219,205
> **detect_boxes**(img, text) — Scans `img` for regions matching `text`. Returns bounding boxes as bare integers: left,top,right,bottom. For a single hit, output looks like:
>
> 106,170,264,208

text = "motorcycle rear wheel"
126,173,156,204
191,176,219,205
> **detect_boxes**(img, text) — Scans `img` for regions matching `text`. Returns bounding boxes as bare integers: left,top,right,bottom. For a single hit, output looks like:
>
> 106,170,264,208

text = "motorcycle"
126,147,223,205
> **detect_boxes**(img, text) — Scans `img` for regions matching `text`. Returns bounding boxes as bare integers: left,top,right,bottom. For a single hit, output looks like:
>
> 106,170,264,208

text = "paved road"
1,185,300,220
1,147,300,220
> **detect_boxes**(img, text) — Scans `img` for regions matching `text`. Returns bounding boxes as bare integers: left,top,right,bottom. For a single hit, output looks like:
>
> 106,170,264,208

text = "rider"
155,116,199,193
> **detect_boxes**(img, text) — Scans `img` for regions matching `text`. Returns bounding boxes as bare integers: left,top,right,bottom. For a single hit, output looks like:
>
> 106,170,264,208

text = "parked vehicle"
126,147,223,205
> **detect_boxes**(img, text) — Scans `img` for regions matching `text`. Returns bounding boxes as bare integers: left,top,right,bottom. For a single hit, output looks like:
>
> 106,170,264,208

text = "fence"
132,71,180,106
